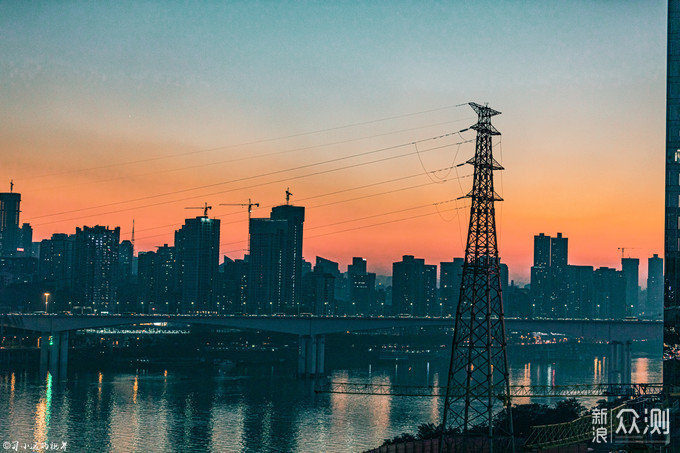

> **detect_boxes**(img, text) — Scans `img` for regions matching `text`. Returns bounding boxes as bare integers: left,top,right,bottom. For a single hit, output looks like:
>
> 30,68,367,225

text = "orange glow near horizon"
5,105,664,284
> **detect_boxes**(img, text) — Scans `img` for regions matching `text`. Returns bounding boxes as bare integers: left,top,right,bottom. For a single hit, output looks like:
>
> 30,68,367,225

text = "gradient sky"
0,1,667,283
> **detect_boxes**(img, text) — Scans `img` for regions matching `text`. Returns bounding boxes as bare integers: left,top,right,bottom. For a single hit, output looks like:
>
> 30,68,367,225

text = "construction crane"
617,247,638,259
185,202,212,217
285,187,293,205
219,198,260,220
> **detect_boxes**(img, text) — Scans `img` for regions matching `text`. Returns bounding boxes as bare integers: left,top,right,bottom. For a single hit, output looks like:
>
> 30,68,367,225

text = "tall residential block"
248,205,305,314
74,225,120,312
392,255,436,317
175,216,220,313
248,218,288,314
39,233,76,292
271,205,305,312
347,257,377,316
666,0,680,403
621,257,639,317
648,254,663,319
0,192,21,257
440,258,464,316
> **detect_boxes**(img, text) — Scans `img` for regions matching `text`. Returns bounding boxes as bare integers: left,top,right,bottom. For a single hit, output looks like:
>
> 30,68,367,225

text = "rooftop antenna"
185,202,212,217
131,219,135,248
285,187,293,205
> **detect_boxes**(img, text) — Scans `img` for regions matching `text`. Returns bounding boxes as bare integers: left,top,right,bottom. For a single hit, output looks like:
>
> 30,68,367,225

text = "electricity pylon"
439,103,514,453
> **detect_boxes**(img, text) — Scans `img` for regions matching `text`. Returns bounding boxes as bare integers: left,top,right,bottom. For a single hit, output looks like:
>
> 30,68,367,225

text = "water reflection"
34,372,52,447
0,348,664,453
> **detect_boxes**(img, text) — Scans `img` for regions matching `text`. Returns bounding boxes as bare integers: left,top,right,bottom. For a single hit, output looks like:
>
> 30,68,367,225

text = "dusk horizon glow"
1,1,666,283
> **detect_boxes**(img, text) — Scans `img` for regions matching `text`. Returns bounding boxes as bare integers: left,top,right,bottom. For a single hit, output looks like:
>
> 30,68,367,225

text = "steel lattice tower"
439,103,514,453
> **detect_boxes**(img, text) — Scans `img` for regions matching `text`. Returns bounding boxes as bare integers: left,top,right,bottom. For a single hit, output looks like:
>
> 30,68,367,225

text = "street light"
44,292,50,314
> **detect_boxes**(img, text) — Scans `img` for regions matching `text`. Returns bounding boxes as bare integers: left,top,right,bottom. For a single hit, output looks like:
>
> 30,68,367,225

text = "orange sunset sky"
0,1,667,283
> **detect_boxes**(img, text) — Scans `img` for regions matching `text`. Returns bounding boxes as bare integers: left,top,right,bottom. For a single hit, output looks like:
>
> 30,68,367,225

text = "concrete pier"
39,331,69,376
298,334,325,377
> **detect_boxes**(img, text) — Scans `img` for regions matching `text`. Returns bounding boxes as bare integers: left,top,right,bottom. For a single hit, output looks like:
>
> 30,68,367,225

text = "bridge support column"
608,340,632,398
38,331,69,376
316,335,325,375
298,335,309,376
39,332,49,371
59,331,69,376
297,335,325,377
49,332,60,374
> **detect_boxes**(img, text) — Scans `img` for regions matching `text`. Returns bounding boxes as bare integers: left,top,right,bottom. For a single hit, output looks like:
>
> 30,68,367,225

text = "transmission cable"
20,105,472,181
30,140,471,226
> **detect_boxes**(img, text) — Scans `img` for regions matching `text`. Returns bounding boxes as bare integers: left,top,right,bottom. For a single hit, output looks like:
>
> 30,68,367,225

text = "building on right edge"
666,0,680,442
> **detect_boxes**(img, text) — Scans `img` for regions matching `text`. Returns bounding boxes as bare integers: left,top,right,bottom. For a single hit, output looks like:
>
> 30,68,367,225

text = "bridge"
0,314,662,377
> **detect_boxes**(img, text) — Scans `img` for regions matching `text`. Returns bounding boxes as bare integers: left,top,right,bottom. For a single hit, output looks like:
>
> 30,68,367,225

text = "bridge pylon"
439,103,514,453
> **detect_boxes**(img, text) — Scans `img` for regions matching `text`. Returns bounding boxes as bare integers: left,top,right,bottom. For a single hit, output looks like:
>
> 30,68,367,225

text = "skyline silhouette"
0,2,666,281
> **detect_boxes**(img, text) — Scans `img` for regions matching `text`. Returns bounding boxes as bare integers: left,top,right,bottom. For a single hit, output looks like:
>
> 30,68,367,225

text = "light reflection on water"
0,350,662,453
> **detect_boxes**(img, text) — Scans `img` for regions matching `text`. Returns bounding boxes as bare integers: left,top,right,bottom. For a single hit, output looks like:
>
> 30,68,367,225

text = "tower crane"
285,187,293,205
219,198,260,220
617,247,638,259
185,202,212,217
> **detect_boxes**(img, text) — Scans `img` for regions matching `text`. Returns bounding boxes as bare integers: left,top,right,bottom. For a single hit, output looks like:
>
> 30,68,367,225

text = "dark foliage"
382,398,586,446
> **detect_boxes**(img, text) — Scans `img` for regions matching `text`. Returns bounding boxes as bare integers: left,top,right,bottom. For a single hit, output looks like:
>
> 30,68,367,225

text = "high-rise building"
424,263,438,316
116,239,135,311
550,232,568,270
534,233,551,267
315,256,340,276
39,233,76,292
155,244,178,313
19,223,32,257
74,225,120,312
247,205,305,314
316,256,346,308
118,240,134,282
531,233,553,316
500,262,509,295
549,233,569,316
137,250,156,311
440,258,464,316
621,257,639,317
666,0,680,404
347,257,376,315
648,254,663,319
530,232,573,317
0,192,21,257
565,265,594,319
175,216,220,313
392,255,436,316
248,218,288,314
271,205,305,312
593,267,625,319
301,265,335,316
216,256,248,314
138,244,178,314
504,282,532,318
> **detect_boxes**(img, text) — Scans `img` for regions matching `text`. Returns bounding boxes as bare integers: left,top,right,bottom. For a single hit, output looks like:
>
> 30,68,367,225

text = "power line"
219,203,469,249
120,169,449,237
20,105,471,181
30,140,472,226
131,171,472,244
36,119,472,193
